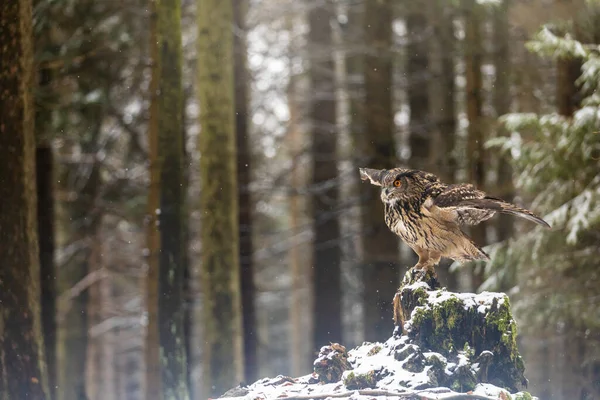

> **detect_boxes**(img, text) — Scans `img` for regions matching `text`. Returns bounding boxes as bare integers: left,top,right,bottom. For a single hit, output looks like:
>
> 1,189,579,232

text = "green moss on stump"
394,277,527,392
343,370,377,390
367,345,382,356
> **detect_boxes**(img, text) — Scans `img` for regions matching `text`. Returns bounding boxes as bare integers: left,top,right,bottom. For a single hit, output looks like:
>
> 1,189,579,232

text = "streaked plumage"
359,167,551,274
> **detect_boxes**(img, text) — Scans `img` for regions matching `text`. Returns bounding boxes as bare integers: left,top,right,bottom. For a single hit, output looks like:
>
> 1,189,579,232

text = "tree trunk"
407,5,433,171
198,0,245,396
86,236,111,400
426,0,458,290
287,71,312,376
233,0,257,384
463,0,487,290
156,0,189,398
0,2,48,398
35,19,57,395
556,57,582,117
361,0,399,343
37,146,56,400
428,0,457,183
309,0,343,351
144,1,162,398
493,0,515,243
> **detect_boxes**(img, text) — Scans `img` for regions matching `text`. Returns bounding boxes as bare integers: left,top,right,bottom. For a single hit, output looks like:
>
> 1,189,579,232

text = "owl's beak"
359,168,385,186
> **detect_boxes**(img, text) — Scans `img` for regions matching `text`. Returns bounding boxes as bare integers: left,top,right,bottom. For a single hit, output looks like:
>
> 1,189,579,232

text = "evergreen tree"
487,23,600,399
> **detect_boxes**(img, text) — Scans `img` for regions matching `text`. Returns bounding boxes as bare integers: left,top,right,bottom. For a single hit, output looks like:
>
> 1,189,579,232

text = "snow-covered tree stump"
221,270,535,400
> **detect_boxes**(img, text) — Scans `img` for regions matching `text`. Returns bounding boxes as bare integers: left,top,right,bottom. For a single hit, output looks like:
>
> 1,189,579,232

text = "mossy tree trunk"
0,1,48,398
233,0,257,384
493,0,515,244
309,0,343,350
361,0,399,342
463,0,487,290
198,0,244,396
144,1,162,398
156,0,189,398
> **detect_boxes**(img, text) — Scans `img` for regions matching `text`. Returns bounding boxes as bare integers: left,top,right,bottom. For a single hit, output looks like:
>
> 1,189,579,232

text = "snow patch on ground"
222,335,535,400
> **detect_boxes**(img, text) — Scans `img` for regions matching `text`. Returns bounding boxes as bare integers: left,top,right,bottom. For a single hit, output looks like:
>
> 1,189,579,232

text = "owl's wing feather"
432,184,551,228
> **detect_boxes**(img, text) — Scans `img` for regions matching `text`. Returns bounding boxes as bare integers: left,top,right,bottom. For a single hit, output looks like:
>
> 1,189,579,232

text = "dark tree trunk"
407,6,433,170
463,0,487,290
493,0,515,243
35,41,57,398
361,0,399,342
309,0,343,351
233,0,258,384
556,57,582,117
427,0,458,290
0,1,48,398
36,146,56,400
428,0,457,182
156,0,189,397
198,0,245,396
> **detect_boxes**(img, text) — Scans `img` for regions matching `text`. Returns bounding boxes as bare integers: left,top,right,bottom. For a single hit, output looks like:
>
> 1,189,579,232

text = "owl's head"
359,167,439,204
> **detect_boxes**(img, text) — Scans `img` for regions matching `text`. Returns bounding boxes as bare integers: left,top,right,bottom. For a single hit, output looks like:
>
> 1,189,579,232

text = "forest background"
1,0,599,399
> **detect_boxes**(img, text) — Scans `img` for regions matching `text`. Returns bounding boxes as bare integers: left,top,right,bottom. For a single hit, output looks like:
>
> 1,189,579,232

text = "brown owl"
359,167,551,274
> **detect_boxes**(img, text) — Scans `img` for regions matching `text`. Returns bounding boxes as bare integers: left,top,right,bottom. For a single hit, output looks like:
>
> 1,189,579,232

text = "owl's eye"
393,179,402,187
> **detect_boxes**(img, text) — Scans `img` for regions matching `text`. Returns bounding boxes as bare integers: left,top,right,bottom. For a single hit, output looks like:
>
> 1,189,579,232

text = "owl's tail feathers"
462,197,551,229
492,199,551,229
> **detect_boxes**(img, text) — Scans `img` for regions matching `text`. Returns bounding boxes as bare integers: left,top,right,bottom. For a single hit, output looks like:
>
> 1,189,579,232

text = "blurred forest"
1,0,599,399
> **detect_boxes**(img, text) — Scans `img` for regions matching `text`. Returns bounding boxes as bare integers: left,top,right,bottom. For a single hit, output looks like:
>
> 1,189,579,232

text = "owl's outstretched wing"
430,184,551,228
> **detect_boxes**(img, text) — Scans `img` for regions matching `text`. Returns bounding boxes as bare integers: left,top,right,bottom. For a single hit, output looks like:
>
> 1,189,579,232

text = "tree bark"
156,0,189,398
198,0,245,396
361,0,399,343
0,1,49,398
144,1,162,399
463,0,487,290
309,0,343,351
233,0,257,384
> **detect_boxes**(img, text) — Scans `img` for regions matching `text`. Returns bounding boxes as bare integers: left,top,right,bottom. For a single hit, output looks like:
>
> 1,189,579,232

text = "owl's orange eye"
393,179,401,187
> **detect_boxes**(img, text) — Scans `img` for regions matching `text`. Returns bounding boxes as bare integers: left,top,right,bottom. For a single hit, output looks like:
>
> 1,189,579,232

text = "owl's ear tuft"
359,168,385,186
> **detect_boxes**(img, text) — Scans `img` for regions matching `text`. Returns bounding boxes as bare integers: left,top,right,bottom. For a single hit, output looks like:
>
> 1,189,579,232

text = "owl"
360,167,551,274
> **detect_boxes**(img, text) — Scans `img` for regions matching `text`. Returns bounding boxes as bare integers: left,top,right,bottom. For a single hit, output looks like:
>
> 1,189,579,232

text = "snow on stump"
220,269,535,399
393,269,527,392
313,343,351,383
